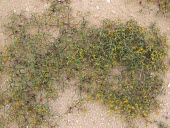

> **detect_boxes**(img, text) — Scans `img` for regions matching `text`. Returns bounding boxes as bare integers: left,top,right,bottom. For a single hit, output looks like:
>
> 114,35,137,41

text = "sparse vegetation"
146,0,170,14
0,0,168,127
157,121,169,128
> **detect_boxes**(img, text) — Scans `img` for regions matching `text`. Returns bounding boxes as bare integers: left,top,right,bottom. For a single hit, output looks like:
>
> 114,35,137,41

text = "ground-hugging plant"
145,0,170,14
66,19,167,118
0,0,168,127
0,1,71,127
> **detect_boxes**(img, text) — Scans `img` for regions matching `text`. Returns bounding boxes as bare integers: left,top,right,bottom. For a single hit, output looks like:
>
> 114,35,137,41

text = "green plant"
0,0,168,127
146,0,170,14
157,121,169,128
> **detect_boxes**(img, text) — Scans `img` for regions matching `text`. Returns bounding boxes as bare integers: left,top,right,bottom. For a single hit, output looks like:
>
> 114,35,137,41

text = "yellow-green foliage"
146,0,170,13
67,19,167,119
0,0,168,127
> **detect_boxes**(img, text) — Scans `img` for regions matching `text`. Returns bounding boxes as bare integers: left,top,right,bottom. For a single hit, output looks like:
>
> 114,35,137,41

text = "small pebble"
94,15,99,18
168,82,170,87
20,69,27,74
111,10,116,14
26,8,29,11
107,0,111,3
130,14,134,17
44,4,48,7
58,0,65,3
96,6,99,9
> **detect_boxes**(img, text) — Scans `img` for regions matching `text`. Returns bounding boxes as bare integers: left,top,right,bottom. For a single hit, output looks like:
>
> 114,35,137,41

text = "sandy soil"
0,0,170,128
0,0,50,51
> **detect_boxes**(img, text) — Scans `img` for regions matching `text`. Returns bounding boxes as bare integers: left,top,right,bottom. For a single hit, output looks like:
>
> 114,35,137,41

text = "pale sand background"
0,0,170,127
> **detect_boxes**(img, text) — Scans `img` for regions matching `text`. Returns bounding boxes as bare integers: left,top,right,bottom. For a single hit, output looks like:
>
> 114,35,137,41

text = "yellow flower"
146,46,149,49
131,70,134,74
96,93,101,98
5,100,9,103
28,73,32,76
108,31,114,37
123,98,128,103
87,94,92,99
71,56,75,60
112,87,116,91
15,102,20,107
38,108,43,113
48,84,52,87
131,106,135,109
119,42,122,45
33,119,37,124
79,51,82,56
53,69,57,72
117,46,121,49
95,63,99,66
109,94,112,97
132,46,136,50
